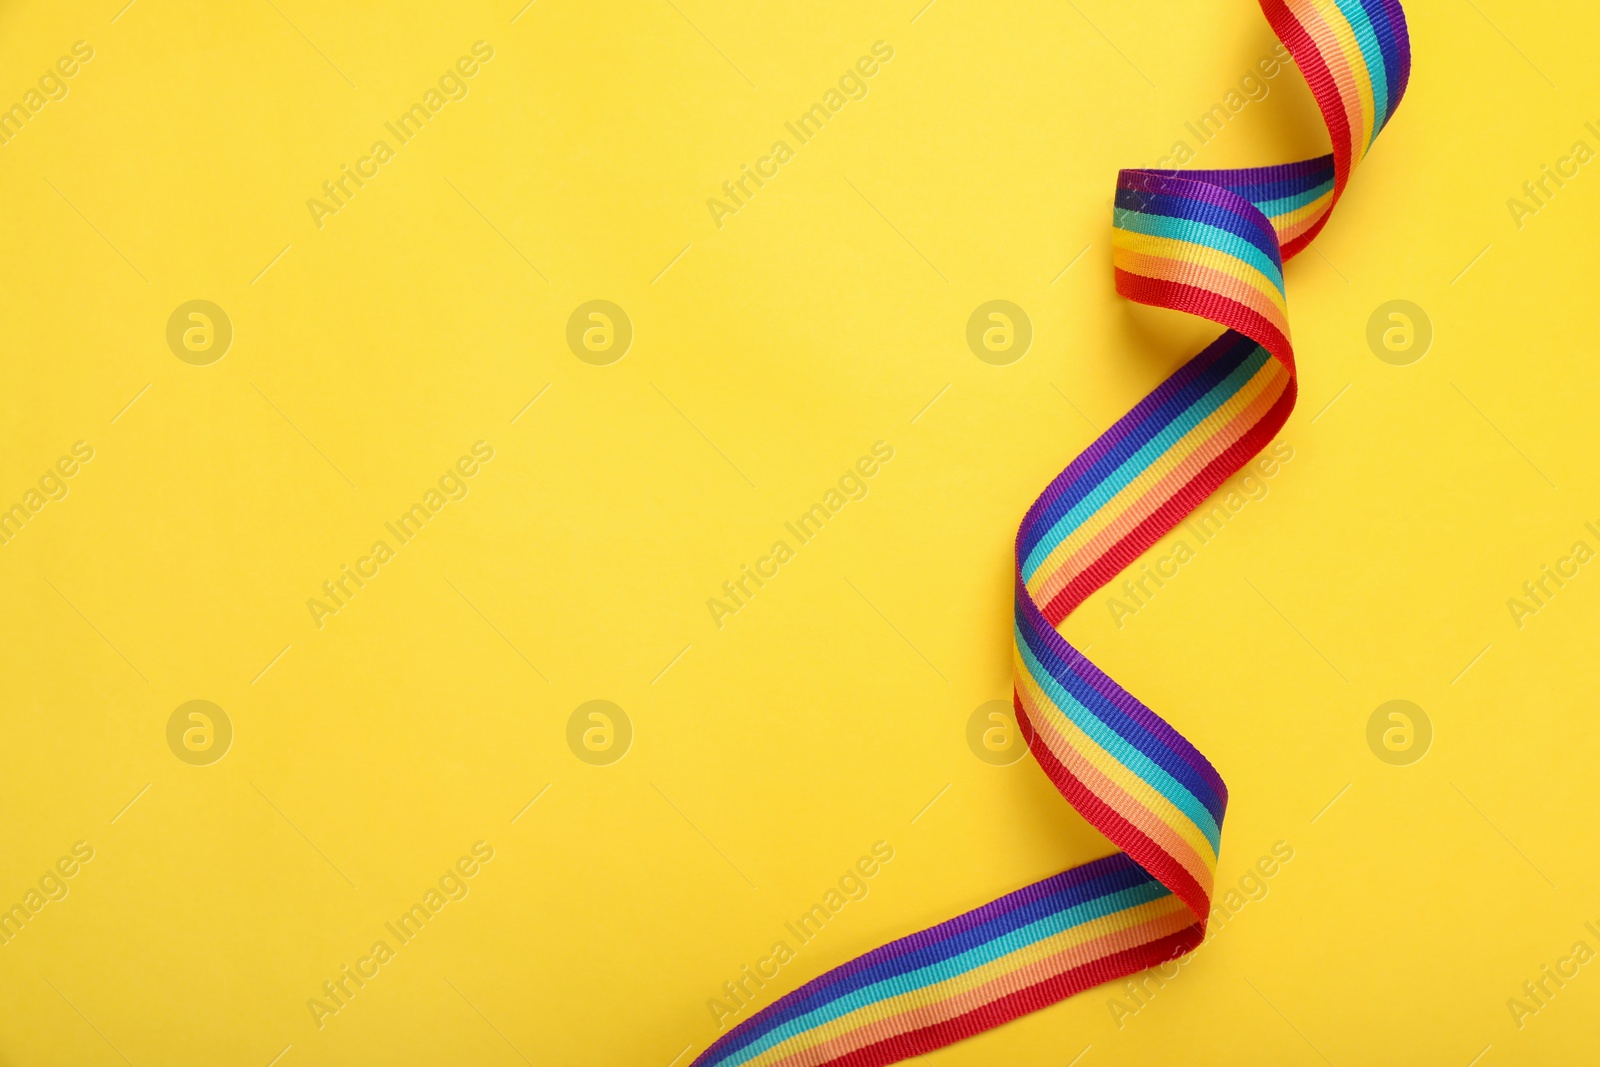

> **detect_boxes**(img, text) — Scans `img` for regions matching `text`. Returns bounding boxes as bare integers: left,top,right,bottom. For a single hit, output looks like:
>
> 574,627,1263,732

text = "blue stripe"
1357,0,1404,130
1114,188,1280,265
1255,177,1334,219
1333,0,1388,150
1114,209,1284,291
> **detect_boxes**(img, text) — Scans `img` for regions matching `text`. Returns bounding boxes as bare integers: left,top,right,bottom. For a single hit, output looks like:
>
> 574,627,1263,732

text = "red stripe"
1115,271,1293,365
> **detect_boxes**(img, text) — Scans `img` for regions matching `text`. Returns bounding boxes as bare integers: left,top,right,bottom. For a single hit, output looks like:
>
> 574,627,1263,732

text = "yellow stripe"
1112,229,1287,311
742,894,1193,1067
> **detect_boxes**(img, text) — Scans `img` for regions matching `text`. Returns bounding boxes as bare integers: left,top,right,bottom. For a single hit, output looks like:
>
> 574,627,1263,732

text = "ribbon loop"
691,3,1408,1064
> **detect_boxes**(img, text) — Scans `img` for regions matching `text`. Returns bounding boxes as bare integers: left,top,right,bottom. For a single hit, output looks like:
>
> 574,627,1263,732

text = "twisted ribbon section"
692,3,1408,1064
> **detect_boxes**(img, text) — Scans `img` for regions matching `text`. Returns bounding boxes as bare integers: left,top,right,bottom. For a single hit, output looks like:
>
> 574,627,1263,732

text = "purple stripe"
1173,155,1335,187
1119,168,1273,227
1375,0,1411,115
1354,0,1403,129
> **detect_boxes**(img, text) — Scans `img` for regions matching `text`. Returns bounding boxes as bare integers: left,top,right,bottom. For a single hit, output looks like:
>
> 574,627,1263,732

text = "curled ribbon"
692,2,1409,1064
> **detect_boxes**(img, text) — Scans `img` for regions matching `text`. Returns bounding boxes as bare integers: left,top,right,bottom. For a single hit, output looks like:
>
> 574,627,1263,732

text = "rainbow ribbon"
691,2,1409,1063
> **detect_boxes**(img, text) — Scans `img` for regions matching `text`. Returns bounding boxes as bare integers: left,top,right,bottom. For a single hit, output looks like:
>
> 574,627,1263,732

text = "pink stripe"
1114,250,1288,334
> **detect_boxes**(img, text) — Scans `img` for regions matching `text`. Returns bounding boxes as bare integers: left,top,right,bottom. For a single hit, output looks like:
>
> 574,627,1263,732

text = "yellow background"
2,0,1598,1064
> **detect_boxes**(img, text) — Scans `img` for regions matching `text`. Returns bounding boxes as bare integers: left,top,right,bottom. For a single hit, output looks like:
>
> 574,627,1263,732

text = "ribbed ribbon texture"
692,2,1409,1063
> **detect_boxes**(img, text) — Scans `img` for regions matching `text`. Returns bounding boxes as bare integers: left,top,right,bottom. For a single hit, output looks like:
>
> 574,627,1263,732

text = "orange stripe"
1113,250,1289,345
